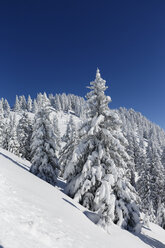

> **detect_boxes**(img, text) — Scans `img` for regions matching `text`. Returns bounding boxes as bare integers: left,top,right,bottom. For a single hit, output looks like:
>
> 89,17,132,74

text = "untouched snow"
12,109,81,139
50,110,81,137
0,148,165,248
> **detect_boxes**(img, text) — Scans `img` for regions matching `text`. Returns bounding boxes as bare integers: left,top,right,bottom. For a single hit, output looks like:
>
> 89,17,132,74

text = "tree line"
0,69,165,232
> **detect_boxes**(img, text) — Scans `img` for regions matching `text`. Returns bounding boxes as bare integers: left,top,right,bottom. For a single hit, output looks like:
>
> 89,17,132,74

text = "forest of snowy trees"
0,69,165,232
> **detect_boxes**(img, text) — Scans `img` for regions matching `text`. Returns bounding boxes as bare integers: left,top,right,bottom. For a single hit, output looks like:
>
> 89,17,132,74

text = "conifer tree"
63,116,76,142
32,99,38,113
59,115,78,176
19,95,27,111
55,94,62,111
30,107,59,186
136,152,151,214
2,119,10,150
147,141,165,213
148,202,156,222
14,95,21,112
161,146,165,168
27,95,33,112
43,92,50,107
52,114,61,157
8,114,20,156
63,69,141,232
0,100,5,147
3,99,10,117
17,112,33,160
36,93,43,108
156,200,165,229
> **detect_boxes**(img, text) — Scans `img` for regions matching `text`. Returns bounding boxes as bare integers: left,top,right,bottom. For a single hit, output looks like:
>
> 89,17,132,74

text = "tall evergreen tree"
54,94,62,111
42,92,50,107
27,95,33,112
32,99,38,113
30,107,59,186
19,95,27,111
62,116,76,143
136,152,151,214
0,100,5,147
147,141,165,213
161,146,165,168
17,112,33,160
156,200,165,229
8,114,20,156
2,119,10,150
63,69,141,232
59,115,78,176
3,99,10,117
14,95,21,112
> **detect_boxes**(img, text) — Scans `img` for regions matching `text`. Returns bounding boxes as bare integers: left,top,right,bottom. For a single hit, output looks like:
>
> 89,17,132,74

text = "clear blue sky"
0,0,165,129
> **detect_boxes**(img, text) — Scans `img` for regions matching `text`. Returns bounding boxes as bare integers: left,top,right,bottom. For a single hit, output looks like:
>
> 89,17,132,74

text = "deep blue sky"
0,0,165,129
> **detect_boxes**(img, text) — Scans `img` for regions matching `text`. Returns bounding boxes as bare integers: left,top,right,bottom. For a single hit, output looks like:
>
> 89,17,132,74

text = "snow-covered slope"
55,110,81,136
0,148,165,248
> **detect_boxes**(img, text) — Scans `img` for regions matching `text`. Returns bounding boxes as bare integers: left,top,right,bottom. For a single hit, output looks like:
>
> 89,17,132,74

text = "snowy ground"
0,148,165,248
52,110,81,137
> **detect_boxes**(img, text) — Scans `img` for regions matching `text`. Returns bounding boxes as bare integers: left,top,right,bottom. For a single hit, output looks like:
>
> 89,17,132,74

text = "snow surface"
0,148,165,248
52,110,81,137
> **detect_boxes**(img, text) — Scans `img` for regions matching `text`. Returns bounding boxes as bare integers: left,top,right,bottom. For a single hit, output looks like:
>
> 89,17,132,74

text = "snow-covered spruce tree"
32,99,38,113
36,92,50,109
3,99,10,118
19,95,27,111
17,112,33,160
8,114,20,156
54,94,62,111
27,95,33,112
0,100,5,147
156,200,165,229
147,141,165,214
148,202,156,222
161,146,165,168
62,116,77,143
52,114,61,157
64,69,141,232
14,95,21,112
2,119,10,150
136,152,151,214
59,115,78,176
30,106,59,186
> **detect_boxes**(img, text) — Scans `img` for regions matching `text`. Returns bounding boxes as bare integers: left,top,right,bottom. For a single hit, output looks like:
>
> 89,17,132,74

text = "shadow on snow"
62,198,80,210
135,232,165,248
0,152,29,171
